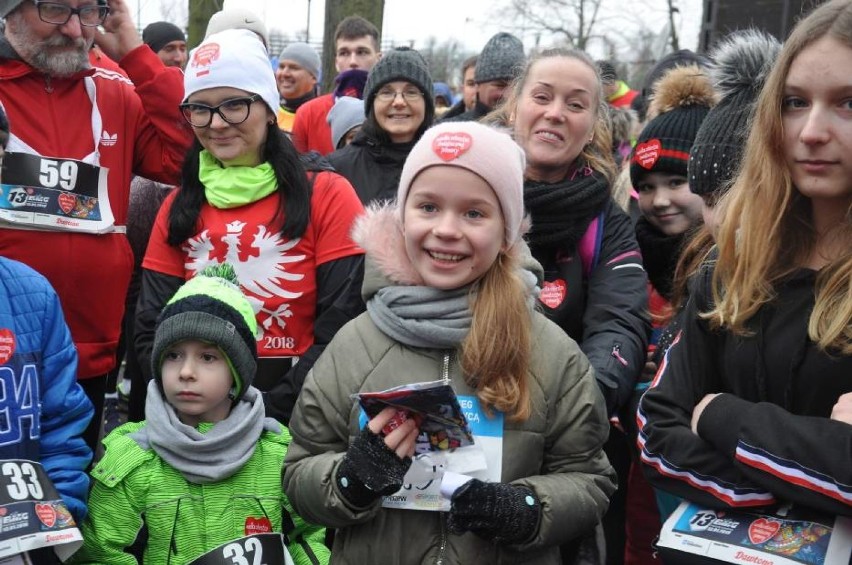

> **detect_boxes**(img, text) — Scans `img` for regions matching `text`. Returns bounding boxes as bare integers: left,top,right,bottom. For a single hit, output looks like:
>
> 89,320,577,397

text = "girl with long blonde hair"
284,121,616,563
639,0,852,517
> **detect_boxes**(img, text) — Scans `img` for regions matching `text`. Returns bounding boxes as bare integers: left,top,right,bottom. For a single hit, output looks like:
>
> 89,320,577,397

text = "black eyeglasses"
179,94,263,128
31,1,109,27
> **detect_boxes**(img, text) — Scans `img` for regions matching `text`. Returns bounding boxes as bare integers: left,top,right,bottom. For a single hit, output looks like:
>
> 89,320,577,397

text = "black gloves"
448,479,541,545
335,427,412,508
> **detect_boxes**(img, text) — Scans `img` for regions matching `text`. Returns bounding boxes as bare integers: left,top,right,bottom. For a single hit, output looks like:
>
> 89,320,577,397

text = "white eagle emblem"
183,220,306,337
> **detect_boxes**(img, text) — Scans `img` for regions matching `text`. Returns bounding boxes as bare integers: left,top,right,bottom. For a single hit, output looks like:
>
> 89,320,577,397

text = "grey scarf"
134,381,279,484
366,269,539,349
367,285,472,348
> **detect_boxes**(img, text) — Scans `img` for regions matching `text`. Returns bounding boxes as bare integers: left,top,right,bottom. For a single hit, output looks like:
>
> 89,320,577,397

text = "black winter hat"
152,263,258,401
630,65,716,189
364,47,434,117
474,32,525,84
689,30,781,197
143,22,185,54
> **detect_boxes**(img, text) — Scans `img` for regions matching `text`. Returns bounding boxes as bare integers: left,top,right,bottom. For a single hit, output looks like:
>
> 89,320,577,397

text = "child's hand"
334,407,418,508
448,479,541,544
368,406,419,459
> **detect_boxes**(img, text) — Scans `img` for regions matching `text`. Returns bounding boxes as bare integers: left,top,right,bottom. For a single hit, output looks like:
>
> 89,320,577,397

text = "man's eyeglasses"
31,1,110,27
179,94,263,128
375,87,424,102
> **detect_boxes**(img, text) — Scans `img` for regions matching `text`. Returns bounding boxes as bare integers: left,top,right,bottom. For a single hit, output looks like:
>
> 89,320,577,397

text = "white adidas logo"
100,131,117,147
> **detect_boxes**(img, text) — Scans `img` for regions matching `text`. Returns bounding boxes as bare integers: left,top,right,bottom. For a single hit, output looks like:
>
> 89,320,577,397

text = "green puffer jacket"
70,421,329,565
283,310,617,565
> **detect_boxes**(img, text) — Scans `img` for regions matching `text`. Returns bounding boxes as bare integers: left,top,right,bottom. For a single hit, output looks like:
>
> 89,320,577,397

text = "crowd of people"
0,0,849,563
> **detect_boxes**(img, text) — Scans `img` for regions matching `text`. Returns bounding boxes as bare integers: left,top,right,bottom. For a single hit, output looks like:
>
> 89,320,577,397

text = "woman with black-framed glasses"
328,46,435,205
135,29,366,427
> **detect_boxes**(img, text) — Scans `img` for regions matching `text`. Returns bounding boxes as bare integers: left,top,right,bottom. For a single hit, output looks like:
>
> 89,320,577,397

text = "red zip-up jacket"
0,41,192,379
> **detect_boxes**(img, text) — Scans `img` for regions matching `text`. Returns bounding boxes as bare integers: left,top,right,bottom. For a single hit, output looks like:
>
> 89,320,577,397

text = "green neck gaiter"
199,150,277,209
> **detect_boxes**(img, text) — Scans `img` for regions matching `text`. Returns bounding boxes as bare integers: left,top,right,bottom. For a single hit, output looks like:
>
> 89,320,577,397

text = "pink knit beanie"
397,121,526,246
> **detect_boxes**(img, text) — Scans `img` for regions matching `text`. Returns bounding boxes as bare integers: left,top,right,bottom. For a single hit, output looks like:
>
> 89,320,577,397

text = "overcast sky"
127,0,703,58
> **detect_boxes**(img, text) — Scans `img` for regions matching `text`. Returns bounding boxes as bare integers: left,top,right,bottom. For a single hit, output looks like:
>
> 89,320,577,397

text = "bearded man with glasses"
0,0,193,457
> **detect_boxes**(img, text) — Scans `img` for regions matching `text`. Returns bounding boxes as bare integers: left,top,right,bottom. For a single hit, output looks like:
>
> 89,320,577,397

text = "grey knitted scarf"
134,381,280,484
367,285,472,349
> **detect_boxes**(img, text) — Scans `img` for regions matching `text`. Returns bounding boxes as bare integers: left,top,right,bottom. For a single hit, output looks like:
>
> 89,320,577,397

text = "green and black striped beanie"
152,263,257,400
630,65,716,189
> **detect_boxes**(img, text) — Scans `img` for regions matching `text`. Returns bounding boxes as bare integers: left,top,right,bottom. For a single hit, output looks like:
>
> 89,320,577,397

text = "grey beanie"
474,32,525,84
278,42,321,80
152,264,258,401
364,47,434,117
327,96,365,149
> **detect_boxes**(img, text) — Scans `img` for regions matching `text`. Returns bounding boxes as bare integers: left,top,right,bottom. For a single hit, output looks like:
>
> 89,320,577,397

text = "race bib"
373,395,504,512
658,501,852,565
0,152,114,234
187,533,294,565
0,459,82,561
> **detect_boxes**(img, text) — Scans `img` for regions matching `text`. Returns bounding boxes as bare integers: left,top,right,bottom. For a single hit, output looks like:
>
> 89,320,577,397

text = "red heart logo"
0,329,15,365
539,279,567,309
633,139,661,170
35,503,56,528
245,516,272,536
57,192,76,215
748,518,781,545
432,132,472,162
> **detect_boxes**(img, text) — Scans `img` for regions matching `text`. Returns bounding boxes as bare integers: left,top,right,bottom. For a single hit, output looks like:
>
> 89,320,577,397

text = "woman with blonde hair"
490,48,649,420
639,0,852,517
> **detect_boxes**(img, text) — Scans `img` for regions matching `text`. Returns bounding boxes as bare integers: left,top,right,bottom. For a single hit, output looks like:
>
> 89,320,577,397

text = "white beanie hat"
184,29,279,120
205,7,269,48
397,122,526,246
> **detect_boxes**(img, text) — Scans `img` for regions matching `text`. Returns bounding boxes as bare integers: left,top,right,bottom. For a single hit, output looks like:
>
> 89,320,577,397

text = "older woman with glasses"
328,46,435,205
135,29,366,424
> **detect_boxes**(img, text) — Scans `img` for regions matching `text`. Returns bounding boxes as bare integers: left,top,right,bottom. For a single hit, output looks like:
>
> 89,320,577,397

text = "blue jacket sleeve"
582,201,650,415
39,288,94,523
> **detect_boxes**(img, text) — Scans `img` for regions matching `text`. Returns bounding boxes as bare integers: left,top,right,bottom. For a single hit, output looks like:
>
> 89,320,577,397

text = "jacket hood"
352,203,423,302
352,202,542,302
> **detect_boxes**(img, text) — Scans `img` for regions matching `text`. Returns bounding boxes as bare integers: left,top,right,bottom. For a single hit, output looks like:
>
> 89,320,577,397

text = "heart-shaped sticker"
35,503,56,528
633,139,661,170
748,518,781,545
57,192,76,215
432,132,472,162
0,329,15,365
245,516,272,536
539,279,567,309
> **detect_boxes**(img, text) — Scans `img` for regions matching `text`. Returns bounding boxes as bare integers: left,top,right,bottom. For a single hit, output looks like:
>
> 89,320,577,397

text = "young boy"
70,265,328,565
